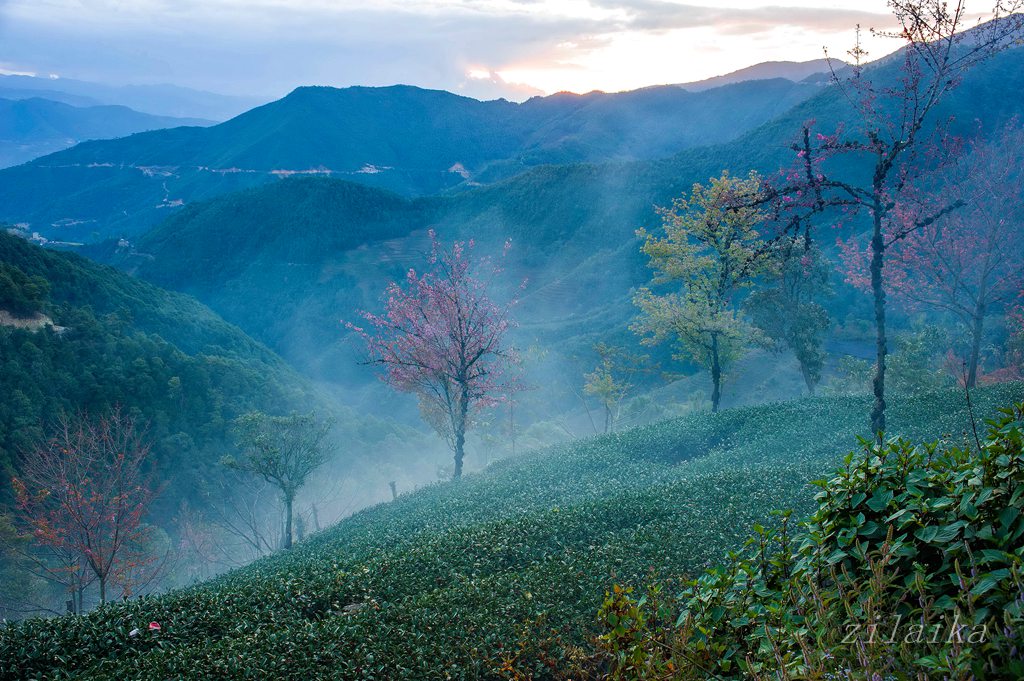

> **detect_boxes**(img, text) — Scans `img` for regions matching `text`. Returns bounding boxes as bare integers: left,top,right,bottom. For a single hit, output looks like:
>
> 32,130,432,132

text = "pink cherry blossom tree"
350,232,521,479
769,1,1024,433
840,123,1024,387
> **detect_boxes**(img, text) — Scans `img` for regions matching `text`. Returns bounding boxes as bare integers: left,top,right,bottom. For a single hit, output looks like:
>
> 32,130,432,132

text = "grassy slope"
3,382,1020,679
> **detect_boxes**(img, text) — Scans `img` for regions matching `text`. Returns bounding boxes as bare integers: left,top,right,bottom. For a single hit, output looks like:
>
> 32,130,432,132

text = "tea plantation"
2,383,1020,679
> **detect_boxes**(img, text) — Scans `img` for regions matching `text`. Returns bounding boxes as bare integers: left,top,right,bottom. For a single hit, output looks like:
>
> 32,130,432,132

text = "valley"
2,4,1024,679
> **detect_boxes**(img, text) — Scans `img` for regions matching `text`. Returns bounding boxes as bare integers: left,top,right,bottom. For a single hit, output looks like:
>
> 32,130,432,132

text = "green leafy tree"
888,325,956,394
828,325,954,395
0,263,49,318
745,237,832,394
633,171,767,412
223,412,334,550
582,343,650,433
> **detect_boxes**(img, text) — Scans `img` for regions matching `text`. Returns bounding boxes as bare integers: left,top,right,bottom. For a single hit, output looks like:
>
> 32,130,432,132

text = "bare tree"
11,408,161,605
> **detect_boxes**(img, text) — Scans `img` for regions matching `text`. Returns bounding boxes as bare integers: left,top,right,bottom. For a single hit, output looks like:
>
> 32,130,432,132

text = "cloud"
0,0,902,99
1,1,612,98
455,69,545,101
588,1,892,34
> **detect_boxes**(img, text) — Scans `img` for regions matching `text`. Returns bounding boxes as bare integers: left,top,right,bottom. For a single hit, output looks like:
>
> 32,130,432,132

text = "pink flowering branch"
348,231,522,479
760,2,1024,434
842,122,1024,386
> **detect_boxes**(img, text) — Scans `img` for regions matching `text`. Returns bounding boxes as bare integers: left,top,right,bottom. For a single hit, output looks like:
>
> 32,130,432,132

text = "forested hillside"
3,5,1024,677
0,231,321,505
85,42,1024,398
0,230,454,617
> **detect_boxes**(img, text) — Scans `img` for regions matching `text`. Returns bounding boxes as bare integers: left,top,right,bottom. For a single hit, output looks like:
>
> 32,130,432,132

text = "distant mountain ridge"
0,76,828,242
0,97,212,169
679,58,844,91
0,74,265,121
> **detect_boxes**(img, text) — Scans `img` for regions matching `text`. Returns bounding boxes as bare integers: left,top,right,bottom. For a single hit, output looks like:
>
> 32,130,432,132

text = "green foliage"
0,383,1018,679
887,324,957,394
226,412,334,498
746,237,832,394
828,325,956,396
0,262,49,318
596,401,1024,679
582,343,651,433
0,231,321,510
633,171,768,410
224,411,335,549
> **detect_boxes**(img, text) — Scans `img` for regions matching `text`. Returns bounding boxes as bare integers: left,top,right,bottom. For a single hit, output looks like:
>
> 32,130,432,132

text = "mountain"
98,174,647,389
90,41,1024,400
0,87,101,108
679,58,844,91
2,382,1018,678
0,97,212,169
0,74,265,121
0,78,827,243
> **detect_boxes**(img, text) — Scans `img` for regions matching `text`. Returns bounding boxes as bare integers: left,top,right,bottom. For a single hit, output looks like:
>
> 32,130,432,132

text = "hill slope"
98,43,1024,392
0,231,328,509
1,383,1018,679
0,97,212,169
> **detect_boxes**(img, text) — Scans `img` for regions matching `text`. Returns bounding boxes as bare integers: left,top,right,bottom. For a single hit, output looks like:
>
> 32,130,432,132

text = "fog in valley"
2,2,1023,679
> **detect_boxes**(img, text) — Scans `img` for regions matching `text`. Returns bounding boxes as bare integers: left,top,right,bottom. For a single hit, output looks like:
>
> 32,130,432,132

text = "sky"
0,0,957,101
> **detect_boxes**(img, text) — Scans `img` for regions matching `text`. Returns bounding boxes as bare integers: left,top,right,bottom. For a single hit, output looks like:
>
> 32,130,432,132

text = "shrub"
0,385,1019,679
596,402,1024,679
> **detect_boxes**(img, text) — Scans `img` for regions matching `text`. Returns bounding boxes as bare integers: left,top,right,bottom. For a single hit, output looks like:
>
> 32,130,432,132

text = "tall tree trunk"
967,303,986,389
604,403,612,434
710,334,722,413
869,216,887,436
98,575,106,604
283,493,294,550
509,402,517,457
800,360,816,396
453,388,470,479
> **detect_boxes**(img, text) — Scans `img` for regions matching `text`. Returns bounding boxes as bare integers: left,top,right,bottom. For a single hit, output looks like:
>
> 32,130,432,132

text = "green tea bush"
0,383,1019,679
596,401,1024,679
